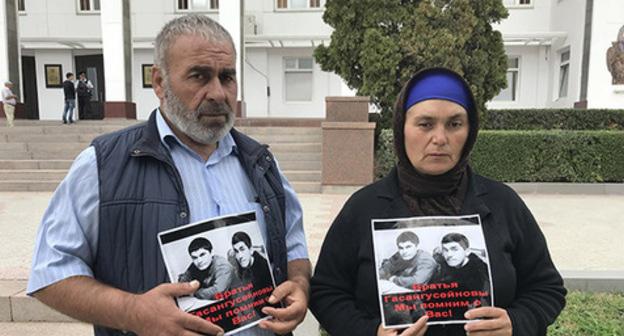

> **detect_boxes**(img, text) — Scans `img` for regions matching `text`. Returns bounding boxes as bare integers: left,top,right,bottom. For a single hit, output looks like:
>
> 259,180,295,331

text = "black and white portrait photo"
372,214,494,327
230,231,274,291
177,237,235,302
158,212,277,335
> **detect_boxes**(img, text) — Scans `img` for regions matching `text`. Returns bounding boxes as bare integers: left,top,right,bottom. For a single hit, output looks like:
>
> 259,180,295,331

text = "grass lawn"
548,291,624,336
320,291,624,335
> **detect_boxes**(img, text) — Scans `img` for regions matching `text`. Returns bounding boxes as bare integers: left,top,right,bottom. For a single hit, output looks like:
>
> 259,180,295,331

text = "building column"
0,0,21,119
100,0,135,118
220,0,245,117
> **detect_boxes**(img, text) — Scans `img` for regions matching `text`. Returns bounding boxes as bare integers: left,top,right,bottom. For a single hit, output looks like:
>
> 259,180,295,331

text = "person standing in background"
62,72,76,124
1,81,18,127
76,71,93,119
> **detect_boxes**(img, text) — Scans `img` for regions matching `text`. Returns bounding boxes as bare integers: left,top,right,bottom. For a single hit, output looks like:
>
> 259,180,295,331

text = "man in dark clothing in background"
76,71,93,119
62,72,75,124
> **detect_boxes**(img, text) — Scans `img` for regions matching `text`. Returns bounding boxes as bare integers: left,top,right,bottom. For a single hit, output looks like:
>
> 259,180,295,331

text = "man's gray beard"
162,85,234,145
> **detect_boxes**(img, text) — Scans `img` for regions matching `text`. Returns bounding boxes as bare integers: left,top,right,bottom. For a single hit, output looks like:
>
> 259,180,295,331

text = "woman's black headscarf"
393,68,479,215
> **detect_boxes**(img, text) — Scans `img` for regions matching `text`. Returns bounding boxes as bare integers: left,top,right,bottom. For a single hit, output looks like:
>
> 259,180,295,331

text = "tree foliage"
315,0,509,127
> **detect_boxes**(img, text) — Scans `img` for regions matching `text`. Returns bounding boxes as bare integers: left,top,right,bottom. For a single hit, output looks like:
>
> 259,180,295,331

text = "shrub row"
376,129,624,182
481,109,624,130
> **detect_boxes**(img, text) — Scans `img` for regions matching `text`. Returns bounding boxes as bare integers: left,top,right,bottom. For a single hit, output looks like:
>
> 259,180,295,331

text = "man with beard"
27,15,310,336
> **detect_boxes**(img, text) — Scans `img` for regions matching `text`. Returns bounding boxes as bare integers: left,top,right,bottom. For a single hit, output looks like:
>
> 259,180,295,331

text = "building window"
277,0,321,10
558,50,570,98
177,0,219,11
284,57,313,102
78,0,100,12
494,57,519,101
18,0,25,12
502,0,531,6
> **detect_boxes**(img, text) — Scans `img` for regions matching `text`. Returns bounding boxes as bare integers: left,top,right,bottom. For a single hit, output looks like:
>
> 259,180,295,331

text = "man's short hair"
154,14,235,76
66,72,74,79
231,231,252,248
188,237,212,254
78,71,86,76
4,81,12,85
441,233,470,250
396,231,419,246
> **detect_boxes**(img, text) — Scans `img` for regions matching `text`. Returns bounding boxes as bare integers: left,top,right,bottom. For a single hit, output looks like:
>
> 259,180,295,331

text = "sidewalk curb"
507,182,624,195
561,270,624,293
321,183,624,195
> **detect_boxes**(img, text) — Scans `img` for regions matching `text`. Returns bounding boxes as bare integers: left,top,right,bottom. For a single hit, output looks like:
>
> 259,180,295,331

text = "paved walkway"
0,190,623,335
2,191,623,280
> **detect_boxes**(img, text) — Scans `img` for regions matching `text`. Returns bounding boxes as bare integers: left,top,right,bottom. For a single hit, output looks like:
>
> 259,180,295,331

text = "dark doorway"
75,54,105,119
21,56,39,119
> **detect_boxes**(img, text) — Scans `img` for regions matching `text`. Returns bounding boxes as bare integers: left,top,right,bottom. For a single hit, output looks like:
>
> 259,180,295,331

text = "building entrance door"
75,55,105,119
21,56,39,119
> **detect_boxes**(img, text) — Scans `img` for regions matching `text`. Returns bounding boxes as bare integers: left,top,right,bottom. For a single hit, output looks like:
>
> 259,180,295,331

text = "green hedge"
375,129,624,182
482,109,624,130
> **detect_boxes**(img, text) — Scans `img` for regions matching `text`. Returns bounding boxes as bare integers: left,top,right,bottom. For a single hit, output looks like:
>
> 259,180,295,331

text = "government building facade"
1,0,623,121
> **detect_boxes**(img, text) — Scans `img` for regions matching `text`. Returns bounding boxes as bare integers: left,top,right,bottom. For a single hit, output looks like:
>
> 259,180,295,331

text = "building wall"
546,0,586,108
33,50,73,120
130,0,218,40
488,45,551,109
494,0,552,33
265,47,340,118
586,0,624,108
12,0,623,121
244,48,270,118
246,0,332,37
19,0,101,39
132,49,160,120
0,0,9,83
489,0,587,109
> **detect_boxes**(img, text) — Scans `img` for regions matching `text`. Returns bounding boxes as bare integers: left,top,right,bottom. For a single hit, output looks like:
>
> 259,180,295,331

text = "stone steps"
0,181,61,191
0,171,322,192
0,131,322,144
0,125,138,135
0,160,72,170
0,143,321,158
0,149,321,162
0,170,68,181
0,122,323,193
0,133,102,143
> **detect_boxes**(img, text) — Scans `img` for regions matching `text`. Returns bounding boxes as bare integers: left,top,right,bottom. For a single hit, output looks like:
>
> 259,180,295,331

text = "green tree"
315,0,509,127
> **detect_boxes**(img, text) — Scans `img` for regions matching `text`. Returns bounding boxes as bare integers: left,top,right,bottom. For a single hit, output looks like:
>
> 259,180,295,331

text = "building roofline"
503,31,568,46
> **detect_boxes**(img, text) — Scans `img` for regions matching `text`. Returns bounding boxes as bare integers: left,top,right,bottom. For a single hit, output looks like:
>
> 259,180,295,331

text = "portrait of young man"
230,231,273,291
178,237,234,301
378,231,438,291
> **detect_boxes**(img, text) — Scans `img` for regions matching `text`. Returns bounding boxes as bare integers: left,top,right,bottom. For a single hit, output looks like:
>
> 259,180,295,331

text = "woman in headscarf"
309,68,566,336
